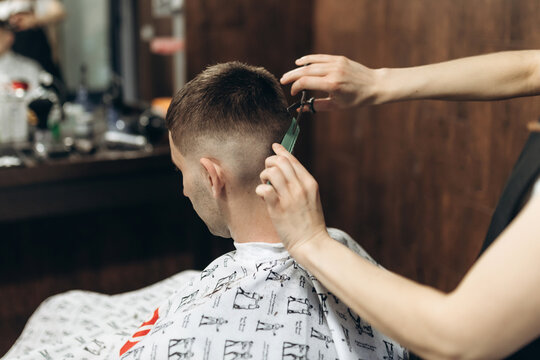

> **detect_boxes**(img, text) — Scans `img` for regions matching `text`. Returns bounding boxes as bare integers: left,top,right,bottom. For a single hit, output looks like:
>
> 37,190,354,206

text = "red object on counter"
11,80,29,91
150,37,185,55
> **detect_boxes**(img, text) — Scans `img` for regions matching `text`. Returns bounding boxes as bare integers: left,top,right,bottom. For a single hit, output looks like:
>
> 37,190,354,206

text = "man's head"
166,62,290,237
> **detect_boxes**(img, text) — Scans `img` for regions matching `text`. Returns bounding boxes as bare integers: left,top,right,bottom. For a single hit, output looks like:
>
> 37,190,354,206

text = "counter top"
0,144,179,221
0,144,172,189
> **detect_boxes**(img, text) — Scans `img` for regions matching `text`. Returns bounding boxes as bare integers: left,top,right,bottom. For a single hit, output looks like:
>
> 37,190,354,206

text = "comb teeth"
281,117,300,153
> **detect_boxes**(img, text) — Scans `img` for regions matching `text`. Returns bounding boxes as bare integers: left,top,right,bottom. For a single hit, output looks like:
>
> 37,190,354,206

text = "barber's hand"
10,13,41,31
256,143,328,256
280,54,380,112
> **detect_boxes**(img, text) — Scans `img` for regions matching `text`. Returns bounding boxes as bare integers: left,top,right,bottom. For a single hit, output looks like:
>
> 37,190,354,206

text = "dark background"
3,0,540,356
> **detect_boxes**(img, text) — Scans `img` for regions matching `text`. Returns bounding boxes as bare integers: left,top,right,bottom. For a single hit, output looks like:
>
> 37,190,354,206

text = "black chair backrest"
481,127,540,254
480,122,540,359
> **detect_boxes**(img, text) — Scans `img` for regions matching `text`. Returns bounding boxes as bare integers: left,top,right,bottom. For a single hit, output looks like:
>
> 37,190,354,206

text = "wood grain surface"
312,0,540,291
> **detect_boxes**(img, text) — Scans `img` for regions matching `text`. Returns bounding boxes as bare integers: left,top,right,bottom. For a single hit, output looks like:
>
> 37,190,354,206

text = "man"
119,62,407,360
0,0,65,79
0,17,41,90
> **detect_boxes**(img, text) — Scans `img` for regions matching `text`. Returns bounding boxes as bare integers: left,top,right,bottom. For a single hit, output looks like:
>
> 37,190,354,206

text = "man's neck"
226,195,282,244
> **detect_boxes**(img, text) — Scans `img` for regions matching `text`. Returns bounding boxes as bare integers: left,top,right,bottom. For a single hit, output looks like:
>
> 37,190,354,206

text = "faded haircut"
165,62,290,161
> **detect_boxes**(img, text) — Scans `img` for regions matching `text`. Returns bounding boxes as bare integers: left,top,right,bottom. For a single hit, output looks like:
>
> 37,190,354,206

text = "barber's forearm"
374,50,540,104
38,1,66,26
292,234,474,359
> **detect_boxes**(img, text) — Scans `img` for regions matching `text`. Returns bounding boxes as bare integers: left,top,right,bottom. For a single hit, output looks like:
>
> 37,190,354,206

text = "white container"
0,90,28,143
64,102,93,138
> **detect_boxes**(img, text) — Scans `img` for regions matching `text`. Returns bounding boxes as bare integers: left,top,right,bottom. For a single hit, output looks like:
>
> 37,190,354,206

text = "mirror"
58,0,111,92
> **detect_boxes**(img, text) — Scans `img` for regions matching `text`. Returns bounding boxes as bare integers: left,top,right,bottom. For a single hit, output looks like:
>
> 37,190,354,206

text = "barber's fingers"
255,183,279,208
271,144,316,184
259,165,291,199
295,54,341,66
265,154,299,183
312,98,339,112
289,76,337,96
261,149,314,208
281,63,332,85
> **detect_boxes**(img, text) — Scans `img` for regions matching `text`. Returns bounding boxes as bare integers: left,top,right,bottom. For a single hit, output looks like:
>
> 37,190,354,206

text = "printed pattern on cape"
2,271,200,360
121,228,409,360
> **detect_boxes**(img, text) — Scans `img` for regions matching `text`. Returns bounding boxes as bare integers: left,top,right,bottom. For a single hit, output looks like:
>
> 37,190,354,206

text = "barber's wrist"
288,230,333,269
33,16,46,27
371,67,394,105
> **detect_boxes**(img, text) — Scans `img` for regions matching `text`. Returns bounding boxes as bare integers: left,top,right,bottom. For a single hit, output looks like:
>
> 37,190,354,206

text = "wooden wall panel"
136,0,175,101
313,0,540,291
185,0,312,82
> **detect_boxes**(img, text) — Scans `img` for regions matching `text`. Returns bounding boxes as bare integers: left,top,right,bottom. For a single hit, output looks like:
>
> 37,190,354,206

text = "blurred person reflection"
0,19,42,90
0,0,65,80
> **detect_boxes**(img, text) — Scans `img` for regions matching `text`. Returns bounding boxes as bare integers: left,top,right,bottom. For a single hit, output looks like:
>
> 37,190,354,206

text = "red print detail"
119,307,159,356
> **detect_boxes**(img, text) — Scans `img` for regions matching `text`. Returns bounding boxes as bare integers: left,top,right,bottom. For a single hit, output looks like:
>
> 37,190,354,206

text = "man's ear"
200,157,225,198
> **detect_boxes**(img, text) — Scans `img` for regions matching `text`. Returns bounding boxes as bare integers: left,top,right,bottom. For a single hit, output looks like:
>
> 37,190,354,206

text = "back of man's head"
166,61,290,186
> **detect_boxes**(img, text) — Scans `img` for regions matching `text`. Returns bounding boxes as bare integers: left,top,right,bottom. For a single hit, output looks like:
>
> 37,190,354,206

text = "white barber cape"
120,229,408,360
2,271,200,360
0,51,42,91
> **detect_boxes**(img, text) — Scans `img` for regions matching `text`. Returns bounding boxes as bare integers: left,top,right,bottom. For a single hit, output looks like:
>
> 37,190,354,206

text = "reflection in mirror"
0,0,183,155
58,0,110,92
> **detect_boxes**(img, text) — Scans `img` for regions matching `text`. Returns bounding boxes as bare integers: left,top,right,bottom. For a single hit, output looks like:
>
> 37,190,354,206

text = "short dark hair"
166,62,290,157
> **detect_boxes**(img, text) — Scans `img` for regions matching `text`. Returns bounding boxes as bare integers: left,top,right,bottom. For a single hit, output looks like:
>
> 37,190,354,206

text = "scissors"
280,90,315,153
266,90,314,185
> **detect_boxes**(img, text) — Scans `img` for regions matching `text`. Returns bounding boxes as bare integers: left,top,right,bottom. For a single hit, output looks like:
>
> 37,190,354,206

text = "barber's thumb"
312,98,337,112
272,143,287,154
255,184,266,198
255,184,278,206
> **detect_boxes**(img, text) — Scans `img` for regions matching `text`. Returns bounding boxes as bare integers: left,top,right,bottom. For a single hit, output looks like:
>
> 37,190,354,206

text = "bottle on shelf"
75,64,92,112
28,72,62,157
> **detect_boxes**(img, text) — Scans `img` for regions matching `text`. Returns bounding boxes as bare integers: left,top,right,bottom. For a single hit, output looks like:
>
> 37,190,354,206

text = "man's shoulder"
327,227,379,265
10,52,42,71
2,52,43,89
